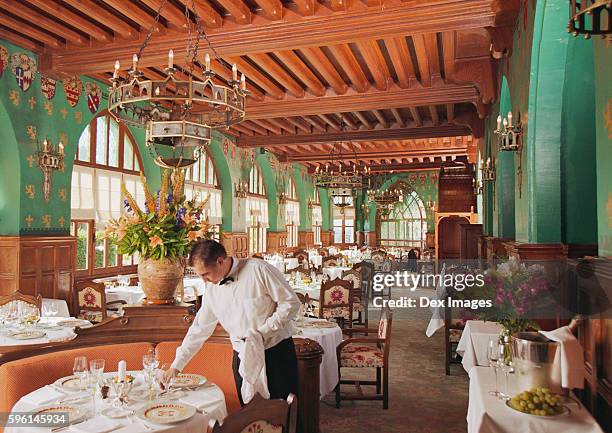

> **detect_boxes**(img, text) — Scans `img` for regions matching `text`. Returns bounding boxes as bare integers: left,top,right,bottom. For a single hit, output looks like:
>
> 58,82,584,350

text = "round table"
293,319,342,397
6,371,227,433
0,317,87,347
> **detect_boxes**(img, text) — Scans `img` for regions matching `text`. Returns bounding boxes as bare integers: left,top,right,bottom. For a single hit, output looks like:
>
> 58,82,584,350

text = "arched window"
379,190,426,250
285,177,299,248
247,165,268,254
71,111,145,276
311,186,322,246
184,150,221,240
333,195,355,245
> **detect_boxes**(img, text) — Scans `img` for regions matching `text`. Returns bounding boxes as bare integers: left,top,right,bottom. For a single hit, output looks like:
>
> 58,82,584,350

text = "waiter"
164,239,300,404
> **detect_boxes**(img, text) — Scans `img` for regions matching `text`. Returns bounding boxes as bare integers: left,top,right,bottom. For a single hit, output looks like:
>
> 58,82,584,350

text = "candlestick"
496,115,502,130
240,73,246,90
113,60,120,78
168,49,174,69
503,118,508,128
58,143,64,155
232,64,238,81
118,360,126,382
205,53,211,71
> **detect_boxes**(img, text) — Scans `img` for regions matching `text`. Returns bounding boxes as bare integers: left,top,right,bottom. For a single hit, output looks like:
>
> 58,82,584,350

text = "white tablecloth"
322,267,351,280
0,317,82,347
467,367,604,433
457,321,503,373
293,319,342,397
42,298,70,318
106,284,197,305
7,371,227,433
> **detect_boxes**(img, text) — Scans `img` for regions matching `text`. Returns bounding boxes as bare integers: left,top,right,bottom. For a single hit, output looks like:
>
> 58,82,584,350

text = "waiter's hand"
163,367,179,384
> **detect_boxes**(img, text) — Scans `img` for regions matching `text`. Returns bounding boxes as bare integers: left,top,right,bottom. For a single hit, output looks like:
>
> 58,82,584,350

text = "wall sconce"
278,191,288,204
234,180,248,198
568,0,611,40
37,138,64,202
307,198,315,209
479,157,496,182
472,178,483,195
494,111,522,152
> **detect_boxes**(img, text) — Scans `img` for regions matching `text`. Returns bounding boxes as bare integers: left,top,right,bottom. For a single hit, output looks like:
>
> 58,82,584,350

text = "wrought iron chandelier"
108,0,248,170
568,1,612,39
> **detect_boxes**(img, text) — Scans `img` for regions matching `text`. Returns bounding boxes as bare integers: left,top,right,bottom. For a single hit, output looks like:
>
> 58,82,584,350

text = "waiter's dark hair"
189,239,227,266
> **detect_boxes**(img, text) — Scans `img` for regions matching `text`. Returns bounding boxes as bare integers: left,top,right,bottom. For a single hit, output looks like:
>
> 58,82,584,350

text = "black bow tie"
219,276,234,285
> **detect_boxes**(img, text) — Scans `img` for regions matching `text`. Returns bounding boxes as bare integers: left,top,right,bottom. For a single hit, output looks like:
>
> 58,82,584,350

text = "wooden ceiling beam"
429,106,440,126
339,113,359,130
424,33,441,76
25,0,110,41
318,114,341,131
242,120,270,135
285,117,312,133
409,107,423,127
62,0,136,38
383,37,415,89
327,44,369,93
372,110,388,129
204,59,264,102
232,123,257,135
255,0,284,20
356,40,391,91
299,47,347,95
242,83,478,119
353,111,373,130
0,0,86,45
249,53,305,97
267,117,298,134
140,0,188,29
274,50,326,97
442,31,456,78
251,119,282,135
446,104,455,123
287,146,469,162
304,116,327,132
226,56,285,99
391,108,406,127
291,0,315,16
177,0,223,28
0,13,62,48
237,125,471,146
216,0,252,24
101,0,158,29
411,34,431,87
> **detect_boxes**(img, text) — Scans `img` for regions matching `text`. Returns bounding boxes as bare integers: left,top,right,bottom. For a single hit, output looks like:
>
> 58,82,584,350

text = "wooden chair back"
377,306,393,359
322,255,340,268
341,269,362,301
292,250,308,264
318,248,329,257
74,280,108,322
319,278,353,325
371,249,387,270
0,292,42,317
207,393,297,433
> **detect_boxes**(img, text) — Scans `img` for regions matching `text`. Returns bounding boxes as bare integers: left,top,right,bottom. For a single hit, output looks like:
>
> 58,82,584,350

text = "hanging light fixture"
108,0,248,170
568,1,612,40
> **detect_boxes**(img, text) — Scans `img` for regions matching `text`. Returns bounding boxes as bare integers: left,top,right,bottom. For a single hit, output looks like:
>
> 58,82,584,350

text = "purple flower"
123,199,131,210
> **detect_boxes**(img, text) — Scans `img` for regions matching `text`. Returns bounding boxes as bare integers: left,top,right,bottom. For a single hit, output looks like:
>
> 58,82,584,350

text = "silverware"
51,418,86,432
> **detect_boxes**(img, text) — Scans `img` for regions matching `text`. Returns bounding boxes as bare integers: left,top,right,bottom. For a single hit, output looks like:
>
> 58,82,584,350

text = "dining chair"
371,249,387,271
336,307,393,409
318,277,353,329
318,247,329,257
206,393,297,433
341,269,365,327
322,255,340,268
292,249,308,264
74,280,126,323
0,292,42,318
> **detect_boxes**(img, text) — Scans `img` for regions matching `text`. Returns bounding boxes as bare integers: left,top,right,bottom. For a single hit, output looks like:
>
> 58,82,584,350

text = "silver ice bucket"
511,332,561,393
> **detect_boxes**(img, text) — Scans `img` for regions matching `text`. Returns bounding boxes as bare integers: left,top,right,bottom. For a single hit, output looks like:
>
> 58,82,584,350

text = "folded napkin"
70,416,122,433
539,326,585,389
21,385,64,406
238,329,269,403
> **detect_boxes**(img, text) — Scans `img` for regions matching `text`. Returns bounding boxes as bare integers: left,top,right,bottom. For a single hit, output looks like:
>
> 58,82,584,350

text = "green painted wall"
0,98,21,234
594,38,612,256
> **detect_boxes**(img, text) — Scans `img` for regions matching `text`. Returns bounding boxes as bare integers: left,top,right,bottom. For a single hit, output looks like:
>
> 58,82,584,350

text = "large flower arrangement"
105,170,212,260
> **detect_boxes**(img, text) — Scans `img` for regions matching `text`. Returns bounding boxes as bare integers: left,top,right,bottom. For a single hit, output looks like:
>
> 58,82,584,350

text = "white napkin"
238,329,269,403
70,416,122,433
21,385,64,406
539,326,585,389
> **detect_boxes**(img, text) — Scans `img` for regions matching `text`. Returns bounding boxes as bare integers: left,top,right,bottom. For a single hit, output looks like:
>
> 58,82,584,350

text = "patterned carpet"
319,287,469,433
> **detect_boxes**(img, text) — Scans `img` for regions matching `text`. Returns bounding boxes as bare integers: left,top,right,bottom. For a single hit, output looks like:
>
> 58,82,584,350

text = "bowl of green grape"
506,387,570,417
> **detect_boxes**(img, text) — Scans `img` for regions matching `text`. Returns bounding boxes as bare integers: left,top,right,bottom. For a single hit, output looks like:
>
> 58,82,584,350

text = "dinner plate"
57,319,90,328
172,374,207,389
9,330,46,340
33,404,85,424
505,400,570,417
310,321,337,328
101,406,132,419
54,375,85,392
136,402,196,424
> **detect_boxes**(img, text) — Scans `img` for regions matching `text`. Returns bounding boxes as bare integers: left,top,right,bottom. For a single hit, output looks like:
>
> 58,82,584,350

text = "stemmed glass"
88,359,104,416
142,351,159,402
497,341,514,400
487,338,500,397
73,356,88,392
156,363,175,400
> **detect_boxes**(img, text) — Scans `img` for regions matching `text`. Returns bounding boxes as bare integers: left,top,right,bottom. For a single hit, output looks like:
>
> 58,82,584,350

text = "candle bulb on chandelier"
132,54,138,71
502,118,508,128
168,49,174,69
496,115,502,130
240,74,246,90
479,158,483,170
232,64,238,81
204,53,211,71
113,60,120,78
155,87,160,96
507,111,513,127
58,142,64,155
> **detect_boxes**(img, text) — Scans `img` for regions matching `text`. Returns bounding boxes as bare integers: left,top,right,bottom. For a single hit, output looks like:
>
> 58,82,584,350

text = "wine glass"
156,363,174,399
497,342,513,400
487,338,500,397
73,356,88,392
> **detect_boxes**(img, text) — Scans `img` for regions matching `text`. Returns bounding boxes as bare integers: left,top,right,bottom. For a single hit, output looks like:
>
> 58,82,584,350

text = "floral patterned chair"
321,255,340,268
206,393,297,433
74,280,125,323
292,249,308,265
318,278,353,329
341,269,365,326
318,247,329,258
336,307,393,409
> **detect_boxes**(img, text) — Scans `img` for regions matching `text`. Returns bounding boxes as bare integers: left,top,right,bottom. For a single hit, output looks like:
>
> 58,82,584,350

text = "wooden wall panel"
267,231,288,253
321,231,333,246
298,231,314,250
438,168,476,213
459,223,483,260
220,232,249,258
0,237,19,295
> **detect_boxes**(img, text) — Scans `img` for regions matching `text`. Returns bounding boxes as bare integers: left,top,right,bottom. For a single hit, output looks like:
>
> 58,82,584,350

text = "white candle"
503,118,508,128
205,53,211,71
58,143,64,155
168,49,174,69
496,115,502,130
132,54,138,71
232,64,238,81
118,360,126,382
507,111,513,127
240,73,246,90
155,87,160,96
113,60,120,78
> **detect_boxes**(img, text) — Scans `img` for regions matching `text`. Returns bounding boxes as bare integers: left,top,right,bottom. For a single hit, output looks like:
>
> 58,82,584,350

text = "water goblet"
73,356,88,392
486,338,500,397
497,343,513,400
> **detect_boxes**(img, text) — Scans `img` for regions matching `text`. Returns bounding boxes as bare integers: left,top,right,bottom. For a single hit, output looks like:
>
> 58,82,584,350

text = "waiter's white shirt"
171,257,300,372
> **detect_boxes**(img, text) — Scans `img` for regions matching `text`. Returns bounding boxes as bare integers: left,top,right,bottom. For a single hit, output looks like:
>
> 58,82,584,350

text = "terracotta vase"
137,257,185,305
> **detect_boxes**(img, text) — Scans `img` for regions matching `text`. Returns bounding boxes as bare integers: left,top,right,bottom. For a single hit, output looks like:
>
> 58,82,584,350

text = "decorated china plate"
33,404,85,424
9,330,46,340
172,373,207,388
53,375,84,392
136,402,196,424
57,319,90,328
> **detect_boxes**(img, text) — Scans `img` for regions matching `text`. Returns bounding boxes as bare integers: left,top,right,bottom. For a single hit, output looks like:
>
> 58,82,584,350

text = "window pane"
345,226,354,244
95,117,108,165
207,157,215,185
193,157,200,182
333,227,343,244
78,126,90,162
107,238,118,267
108,120,119,167
123,137,134,171
75,222,89,270
134,157,140,172
94,229,105,268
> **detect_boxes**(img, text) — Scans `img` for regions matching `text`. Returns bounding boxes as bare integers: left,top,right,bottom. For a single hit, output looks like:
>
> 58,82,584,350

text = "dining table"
467,366,604,433
0,317,91,347
322,266,351,281
456,320,503,373
6,370,228,433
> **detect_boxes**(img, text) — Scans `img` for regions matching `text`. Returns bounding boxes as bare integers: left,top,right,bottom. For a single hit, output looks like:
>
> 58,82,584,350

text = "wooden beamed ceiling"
0,0,519,172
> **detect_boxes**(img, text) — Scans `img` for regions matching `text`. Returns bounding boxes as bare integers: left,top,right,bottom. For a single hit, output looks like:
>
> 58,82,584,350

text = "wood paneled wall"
267,231,288,253
459,223,483,260
0,235,76,310
320,231,333,247
438,168,476,213
298,231,314,250
220,232,249,258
